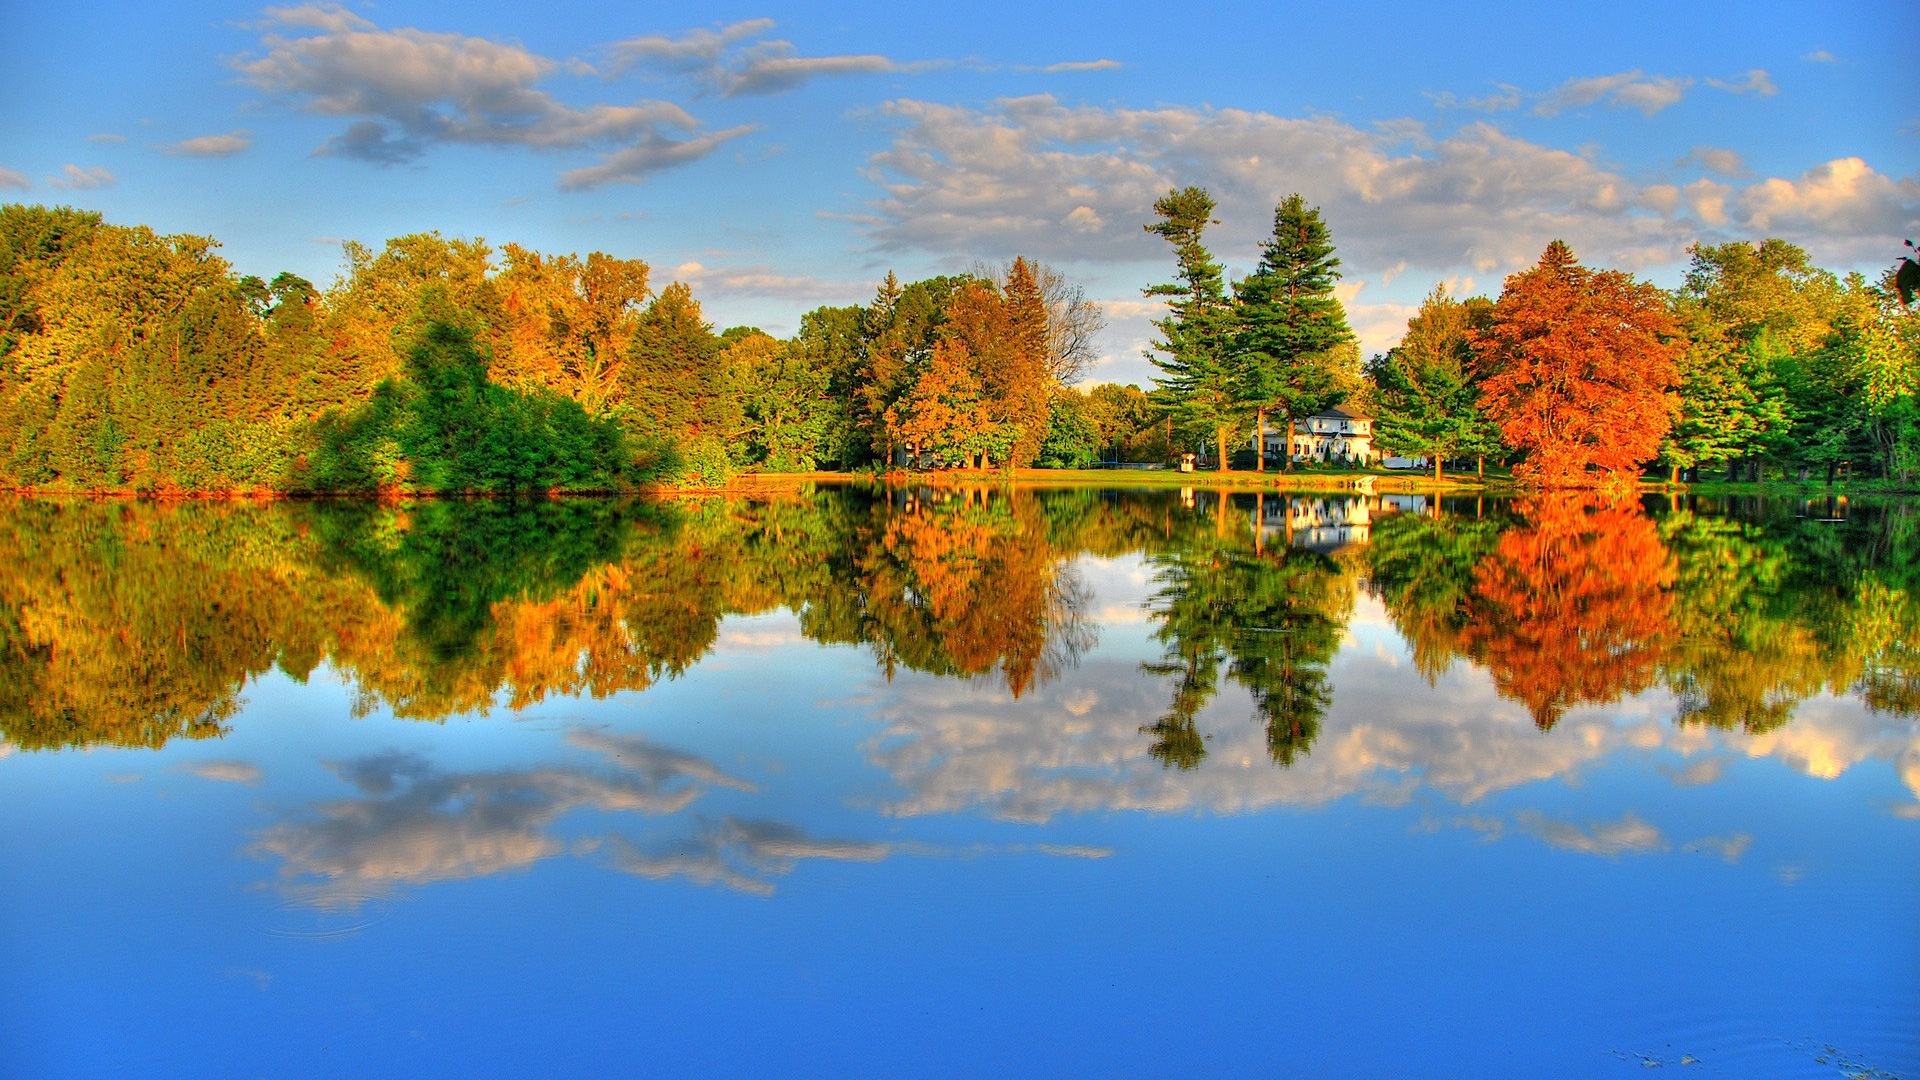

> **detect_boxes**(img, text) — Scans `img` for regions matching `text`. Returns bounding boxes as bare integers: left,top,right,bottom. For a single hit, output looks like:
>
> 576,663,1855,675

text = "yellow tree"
497,245,649,413
888,338,990,465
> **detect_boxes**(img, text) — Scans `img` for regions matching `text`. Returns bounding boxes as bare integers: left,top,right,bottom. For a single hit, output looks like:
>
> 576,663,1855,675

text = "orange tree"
1477,241,1682,485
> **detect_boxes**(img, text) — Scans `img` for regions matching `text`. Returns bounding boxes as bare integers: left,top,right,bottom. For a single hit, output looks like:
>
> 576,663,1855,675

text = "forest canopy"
2,200,1915,492
0,205,1105,493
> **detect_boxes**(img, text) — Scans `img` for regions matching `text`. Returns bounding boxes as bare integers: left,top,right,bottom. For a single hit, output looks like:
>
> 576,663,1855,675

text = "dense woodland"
1142,186,1920,486
2,488,1913,757
0,204,1110,493
0,199,1916,492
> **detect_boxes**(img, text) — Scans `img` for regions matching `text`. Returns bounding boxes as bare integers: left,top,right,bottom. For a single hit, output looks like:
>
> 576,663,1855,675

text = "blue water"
1,492,1915,1078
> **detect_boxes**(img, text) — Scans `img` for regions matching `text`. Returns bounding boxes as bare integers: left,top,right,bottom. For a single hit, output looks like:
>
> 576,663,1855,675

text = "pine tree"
1233,194,1354,471
998,257,1053,467
1143,187,1237,470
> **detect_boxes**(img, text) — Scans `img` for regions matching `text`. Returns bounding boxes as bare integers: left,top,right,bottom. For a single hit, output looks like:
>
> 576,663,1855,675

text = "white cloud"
236,6,743,186
253,735,754,903
47,164,115,190
1683,832,1753,862
184,760,264,784
1707,69,1779,96
556,125,757,189
668,260,871,304
605,19,925,98
862,95,1920,277
1684,177,1734,227
1513,811,1668,857
1426,85,1523,112
159,131,254,157
1534,71,1693,116
604,19,777,76
608,817,893,896
724,53,907,97
86,133,127,144
0,167,27,190
865,96,1681,273
1803,49,1839,64
1043,60,1123,73
1737,156,1920,237
1679,145,1746,177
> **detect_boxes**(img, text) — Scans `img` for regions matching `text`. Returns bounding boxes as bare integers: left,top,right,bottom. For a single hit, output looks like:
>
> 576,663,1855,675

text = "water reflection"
254,732,754,904
1,487,1914,767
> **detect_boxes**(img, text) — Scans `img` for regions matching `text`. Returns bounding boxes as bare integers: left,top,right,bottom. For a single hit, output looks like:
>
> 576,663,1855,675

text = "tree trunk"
1283,417,1295,472
1477,456,1485,480
1669,463,1679,485
1433,455,1442,482
1253,407,1266,472
1217,426,1229,472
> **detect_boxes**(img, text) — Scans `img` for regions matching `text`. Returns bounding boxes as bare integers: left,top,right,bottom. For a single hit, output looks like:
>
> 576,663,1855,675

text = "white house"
1262,406,1375,465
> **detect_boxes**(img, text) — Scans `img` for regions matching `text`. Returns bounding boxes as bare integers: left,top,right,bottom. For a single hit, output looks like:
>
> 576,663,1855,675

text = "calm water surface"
1,486,1914,1078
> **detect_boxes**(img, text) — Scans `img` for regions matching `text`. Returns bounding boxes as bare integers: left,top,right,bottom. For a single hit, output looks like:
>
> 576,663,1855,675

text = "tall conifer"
1143,187,1236,470
1234,194,1354,471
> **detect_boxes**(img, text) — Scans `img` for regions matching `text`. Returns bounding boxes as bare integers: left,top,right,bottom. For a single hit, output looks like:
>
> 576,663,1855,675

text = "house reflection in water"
1258,494,1431,553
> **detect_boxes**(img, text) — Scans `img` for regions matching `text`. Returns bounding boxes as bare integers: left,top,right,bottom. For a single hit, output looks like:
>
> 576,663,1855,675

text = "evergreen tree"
622,282,737,483
1143,187,1237,470
1233,194,1355,471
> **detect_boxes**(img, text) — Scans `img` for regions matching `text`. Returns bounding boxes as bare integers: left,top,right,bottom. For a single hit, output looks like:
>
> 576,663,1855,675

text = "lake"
1,485,1914,1078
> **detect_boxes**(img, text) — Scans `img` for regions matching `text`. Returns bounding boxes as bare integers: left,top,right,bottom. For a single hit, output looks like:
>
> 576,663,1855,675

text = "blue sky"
2,0,1915,384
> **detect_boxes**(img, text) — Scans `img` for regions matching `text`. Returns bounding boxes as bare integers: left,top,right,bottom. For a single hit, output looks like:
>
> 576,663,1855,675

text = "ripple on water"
256,893,393,940
1611,1000,1917,1078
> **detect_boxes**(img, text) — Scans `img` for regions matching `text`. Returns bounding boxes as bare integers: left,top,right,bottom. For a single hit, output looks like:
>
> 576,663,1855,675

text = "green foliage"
730,330,833,471
672,434,737,488
1038,390,1101,468
1233,194,1356,438
299,323,651,493
1143,187,1239,466
1367,286,1499,472
1141,494,1352,767
1084,382,1166,462
311,497,641,663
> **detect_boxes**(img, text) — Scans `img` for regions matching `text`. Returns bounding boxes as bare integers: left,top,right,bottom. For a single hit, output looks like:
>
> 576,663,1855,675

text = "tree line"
4,199,1915,492
1137,186,1920,487
0,204,1109,493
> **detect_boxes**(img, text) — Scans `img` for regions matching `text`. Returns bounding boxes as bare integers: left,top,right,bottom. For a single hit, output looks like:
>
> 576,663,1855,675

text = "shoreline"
2,469,1912,500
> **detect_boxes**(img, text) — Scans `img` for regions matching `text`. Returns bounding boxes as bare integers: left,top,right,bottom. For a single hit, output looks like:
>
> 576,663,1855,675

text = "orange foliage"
1477,241,1682,485
1459,493,1677,727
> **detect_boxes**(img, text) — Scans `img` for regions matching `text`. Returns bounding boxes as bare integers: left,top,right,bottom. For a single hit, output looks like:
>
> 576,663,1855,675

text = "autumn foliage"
1457,493,1677,727
1477,241,1683,485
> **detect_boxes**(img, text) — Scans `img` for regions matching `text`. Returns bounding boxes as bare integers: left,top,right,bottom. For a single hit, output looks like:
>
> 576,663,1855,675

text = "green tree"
1144,187,1237,471
1367,286,1498,480
1233,194,1356,471
623,282,738,484
1039,387,1101,468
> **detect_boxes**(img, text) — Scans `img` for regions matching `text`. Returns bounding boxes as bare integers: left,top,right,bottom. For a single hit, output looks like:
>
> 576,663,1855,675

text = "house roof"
1315,405,1368,420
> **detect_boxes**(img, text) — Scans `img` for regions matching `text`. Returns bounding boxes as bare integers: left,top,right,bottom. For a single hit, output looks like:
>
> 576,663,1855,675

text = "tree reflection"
1458,494,1678,729
1141,493,1353,768
1,485,1914,753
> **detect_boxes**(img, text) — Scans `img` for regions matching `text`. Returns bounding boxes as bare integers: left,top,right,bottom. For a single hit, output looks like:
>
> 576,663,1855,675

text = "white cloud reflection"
253,733,754,903
860,585,1920,824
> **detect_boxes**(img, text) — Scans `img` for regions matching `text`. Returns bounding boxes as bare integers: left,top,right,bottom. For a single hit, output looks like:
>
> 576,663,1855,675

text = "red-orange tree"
1477,241,1682,485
